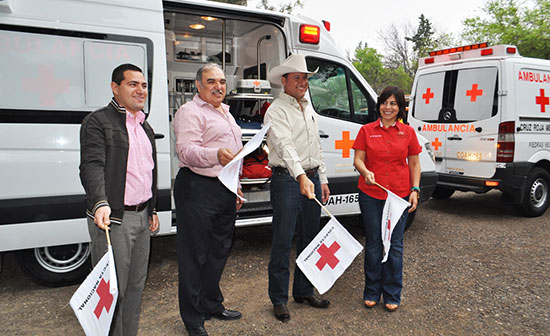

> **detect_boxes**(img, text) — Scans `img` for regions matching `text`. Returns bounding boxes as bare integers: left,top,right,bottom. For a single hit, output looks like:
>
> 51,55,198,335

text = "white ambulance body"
409,43,550,216
0,0,436,286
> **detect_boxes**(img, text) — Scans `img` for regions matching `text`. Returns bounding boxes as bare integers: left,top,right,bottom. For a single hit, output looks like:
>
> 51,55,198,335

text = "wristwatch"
411,186,420,197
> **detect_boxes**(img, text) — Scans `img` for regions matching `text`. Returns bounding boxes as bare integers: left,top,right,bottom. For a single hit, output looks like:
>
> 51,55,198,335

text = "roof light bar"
429,42,489,57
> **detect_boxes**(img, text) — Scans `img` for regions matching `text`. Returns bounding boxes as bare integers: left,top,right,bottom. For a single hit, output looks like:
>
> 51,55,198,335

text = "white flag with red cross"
296,216,363,294
381,190,411,263
70,246,118,336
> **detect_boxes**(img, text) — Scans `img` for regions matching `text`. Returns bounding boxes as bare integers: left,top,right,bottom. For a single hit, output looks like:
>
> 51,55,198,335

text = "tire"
405,209,416,231
431,186,455,199
15,243,92,287
515,167,550,217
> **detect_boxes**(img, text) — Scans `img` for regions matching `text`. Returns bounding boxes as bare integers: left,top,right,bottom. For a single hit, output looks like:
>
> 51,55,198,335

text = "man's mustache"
211,89,224,95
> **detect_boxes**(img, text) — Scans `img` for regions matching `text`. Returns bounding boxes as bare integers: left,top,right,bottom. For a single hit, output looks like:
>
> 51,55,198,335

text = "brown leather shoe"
294,295,330,308
274,304,290,322
385,303,399,312
364,300,377,309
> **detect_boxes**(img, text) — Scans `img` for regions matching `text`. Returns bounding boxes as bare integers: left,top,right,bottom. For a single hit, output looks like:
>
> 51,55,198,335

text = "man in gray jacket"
79,63,158,336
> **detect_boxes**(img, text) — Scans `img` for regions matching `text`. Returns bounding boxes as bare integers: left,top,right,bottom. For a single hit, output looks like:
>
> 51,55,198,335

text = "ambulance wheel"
431,186,455,199
405,210,416,231
515,168,550,217
15,243,91,287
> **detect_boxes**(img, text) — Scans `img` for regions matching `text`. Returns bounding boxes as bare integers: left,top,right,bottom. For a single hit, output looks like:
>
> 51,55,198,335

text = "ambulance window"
306,57,375,123
307,60,351,121
350,77,371,124
454,67,498,121
84,41,147,109
412,67,498,123
0,27,152,124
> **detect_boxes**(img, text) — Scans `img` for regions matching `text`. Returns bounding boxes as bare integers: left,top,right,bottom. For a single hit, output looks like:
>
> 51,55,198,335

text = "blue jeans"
358,190,408,305
268,170,322,305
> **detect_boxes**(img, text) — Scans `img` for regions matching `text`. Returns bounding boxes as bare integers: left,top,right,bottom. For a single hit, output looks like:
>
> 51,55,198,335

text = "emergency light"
429,42,489,56
299,24,320,44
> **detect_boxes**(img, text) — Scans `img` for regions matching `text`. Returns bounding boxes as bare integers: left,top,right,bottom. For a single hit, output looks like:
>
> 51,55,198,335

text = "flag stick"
374,182,389,193
105,226,112,247
313,197,334,218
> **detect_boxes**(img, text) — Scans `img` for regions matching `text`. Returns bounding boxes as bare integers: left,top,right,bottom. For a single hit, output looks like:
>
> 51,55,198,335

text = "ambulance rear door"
412,61,501,178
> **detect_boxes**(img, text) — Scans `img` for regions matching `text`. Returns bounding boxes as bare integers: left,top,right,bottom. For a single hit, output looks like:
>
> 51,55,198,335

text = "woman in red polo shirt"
352,86,421,312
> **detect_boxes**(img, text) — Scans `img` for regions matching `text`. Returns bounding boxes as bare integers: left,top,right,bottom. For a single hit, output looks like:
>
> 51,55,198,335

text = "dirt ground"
1,190,549,335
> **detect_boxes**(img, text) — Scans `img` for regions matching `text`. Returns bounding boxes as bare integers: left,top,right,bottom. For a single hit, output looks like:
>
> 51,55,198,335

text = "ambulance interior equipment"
165,12,283,216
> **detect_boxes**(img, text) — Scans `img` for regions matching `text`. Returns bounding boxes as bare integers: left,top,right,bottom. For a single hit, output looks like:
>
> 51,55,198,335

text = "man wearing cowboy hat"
265,54,331,322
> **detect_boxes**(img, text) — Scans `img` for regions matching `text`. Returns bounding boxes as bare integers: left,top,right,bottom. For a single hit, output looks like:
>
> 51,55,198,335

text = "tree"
406,14,453,74
378,23,415,79
462,0,550,59
257,0,305,13
376,16,453,92
352,42,413,94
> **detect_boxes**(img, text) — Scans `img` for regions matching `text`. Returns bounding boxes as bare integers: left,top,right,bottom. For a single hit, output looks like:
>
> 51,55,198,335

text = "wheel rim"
34,243,91,274
530,178,548,209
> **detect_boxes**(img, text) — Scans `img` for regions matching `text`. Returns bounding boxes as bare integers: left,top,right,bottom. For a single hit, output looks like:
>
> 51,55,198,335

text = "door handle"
319,130,329,138
447,136,462,141
155,133,165,139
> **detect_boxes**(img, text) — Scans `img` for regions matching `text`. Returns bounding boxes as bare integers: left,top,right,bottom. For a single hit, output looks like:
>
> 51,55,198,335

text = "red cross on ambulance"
536,88,549,113
466,84,483,102
22,64,70,107
335,131,355,158
431,137,442,151
422,88,434,104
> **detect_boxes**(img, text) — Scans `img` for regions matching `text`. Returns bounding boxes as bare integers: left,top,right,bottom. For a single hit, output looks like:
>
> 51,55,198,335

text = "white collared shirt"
265,92,328,184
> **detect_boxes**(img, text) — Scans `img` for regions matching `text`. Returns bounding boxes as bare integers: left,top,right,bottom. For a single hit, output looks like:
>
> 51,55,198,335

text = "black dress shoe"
186,325,208,336
294,295,330,308
211,309,242,320
273,304,290,322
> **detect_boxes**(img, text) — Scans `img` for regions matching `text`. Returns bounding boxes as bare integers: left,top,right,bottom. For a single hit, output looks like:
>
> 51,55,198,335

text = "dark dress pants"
268,170,322,305
175,168,236,329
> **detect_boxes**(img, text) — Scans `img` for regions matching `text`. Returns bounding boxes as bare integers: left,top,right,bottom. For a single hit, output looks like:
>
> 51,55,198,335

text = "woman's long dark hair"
376,86,406,122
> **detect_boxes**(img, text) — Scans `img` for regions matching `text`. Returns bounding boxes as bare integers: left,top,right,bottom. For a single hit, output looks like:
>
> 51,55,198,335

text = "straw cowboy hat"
267,54,318,85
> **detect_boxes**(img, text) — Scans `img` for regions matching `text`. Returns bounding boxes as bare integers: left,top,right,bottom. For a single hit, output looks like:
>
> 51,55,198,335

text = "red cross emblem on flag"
94,279,114,319
316,241,341,270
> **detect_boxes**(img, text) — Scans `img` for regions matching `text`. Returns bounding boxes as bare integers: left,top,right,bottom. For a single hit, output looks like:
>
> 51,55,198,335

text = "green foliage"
352,42,413,94
405,14,454,74
258,0,305,13
462,0,550,59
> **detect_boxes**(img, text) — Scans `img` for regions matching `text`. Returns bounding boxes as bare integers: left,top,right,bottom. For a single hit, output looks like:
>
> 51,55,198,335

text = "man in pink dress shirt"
173,63,243,336
80,63,159,335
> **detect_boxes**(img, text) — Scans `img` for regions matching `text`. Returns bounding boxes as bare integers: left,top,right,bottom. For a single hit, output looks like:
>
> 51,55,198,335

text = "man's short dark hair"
112,63,143,85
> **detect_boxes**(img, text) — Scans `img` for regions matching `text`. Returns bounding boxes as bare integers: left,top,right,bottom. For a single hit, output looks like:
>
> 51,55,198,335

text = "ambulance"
0,0,436,286
409,43,550,217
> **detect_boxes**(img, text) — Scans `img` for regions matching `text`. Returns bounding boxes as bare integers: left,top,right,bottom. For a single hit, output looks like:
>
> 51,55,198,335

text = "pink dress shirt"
174,95,242,177
124,110,154,206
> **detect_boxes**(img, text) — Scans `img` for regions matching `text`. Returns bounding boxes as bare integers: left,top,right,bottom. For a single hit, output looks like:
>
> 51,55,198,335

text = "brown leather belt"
124,202,148,212
272,166,318,178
